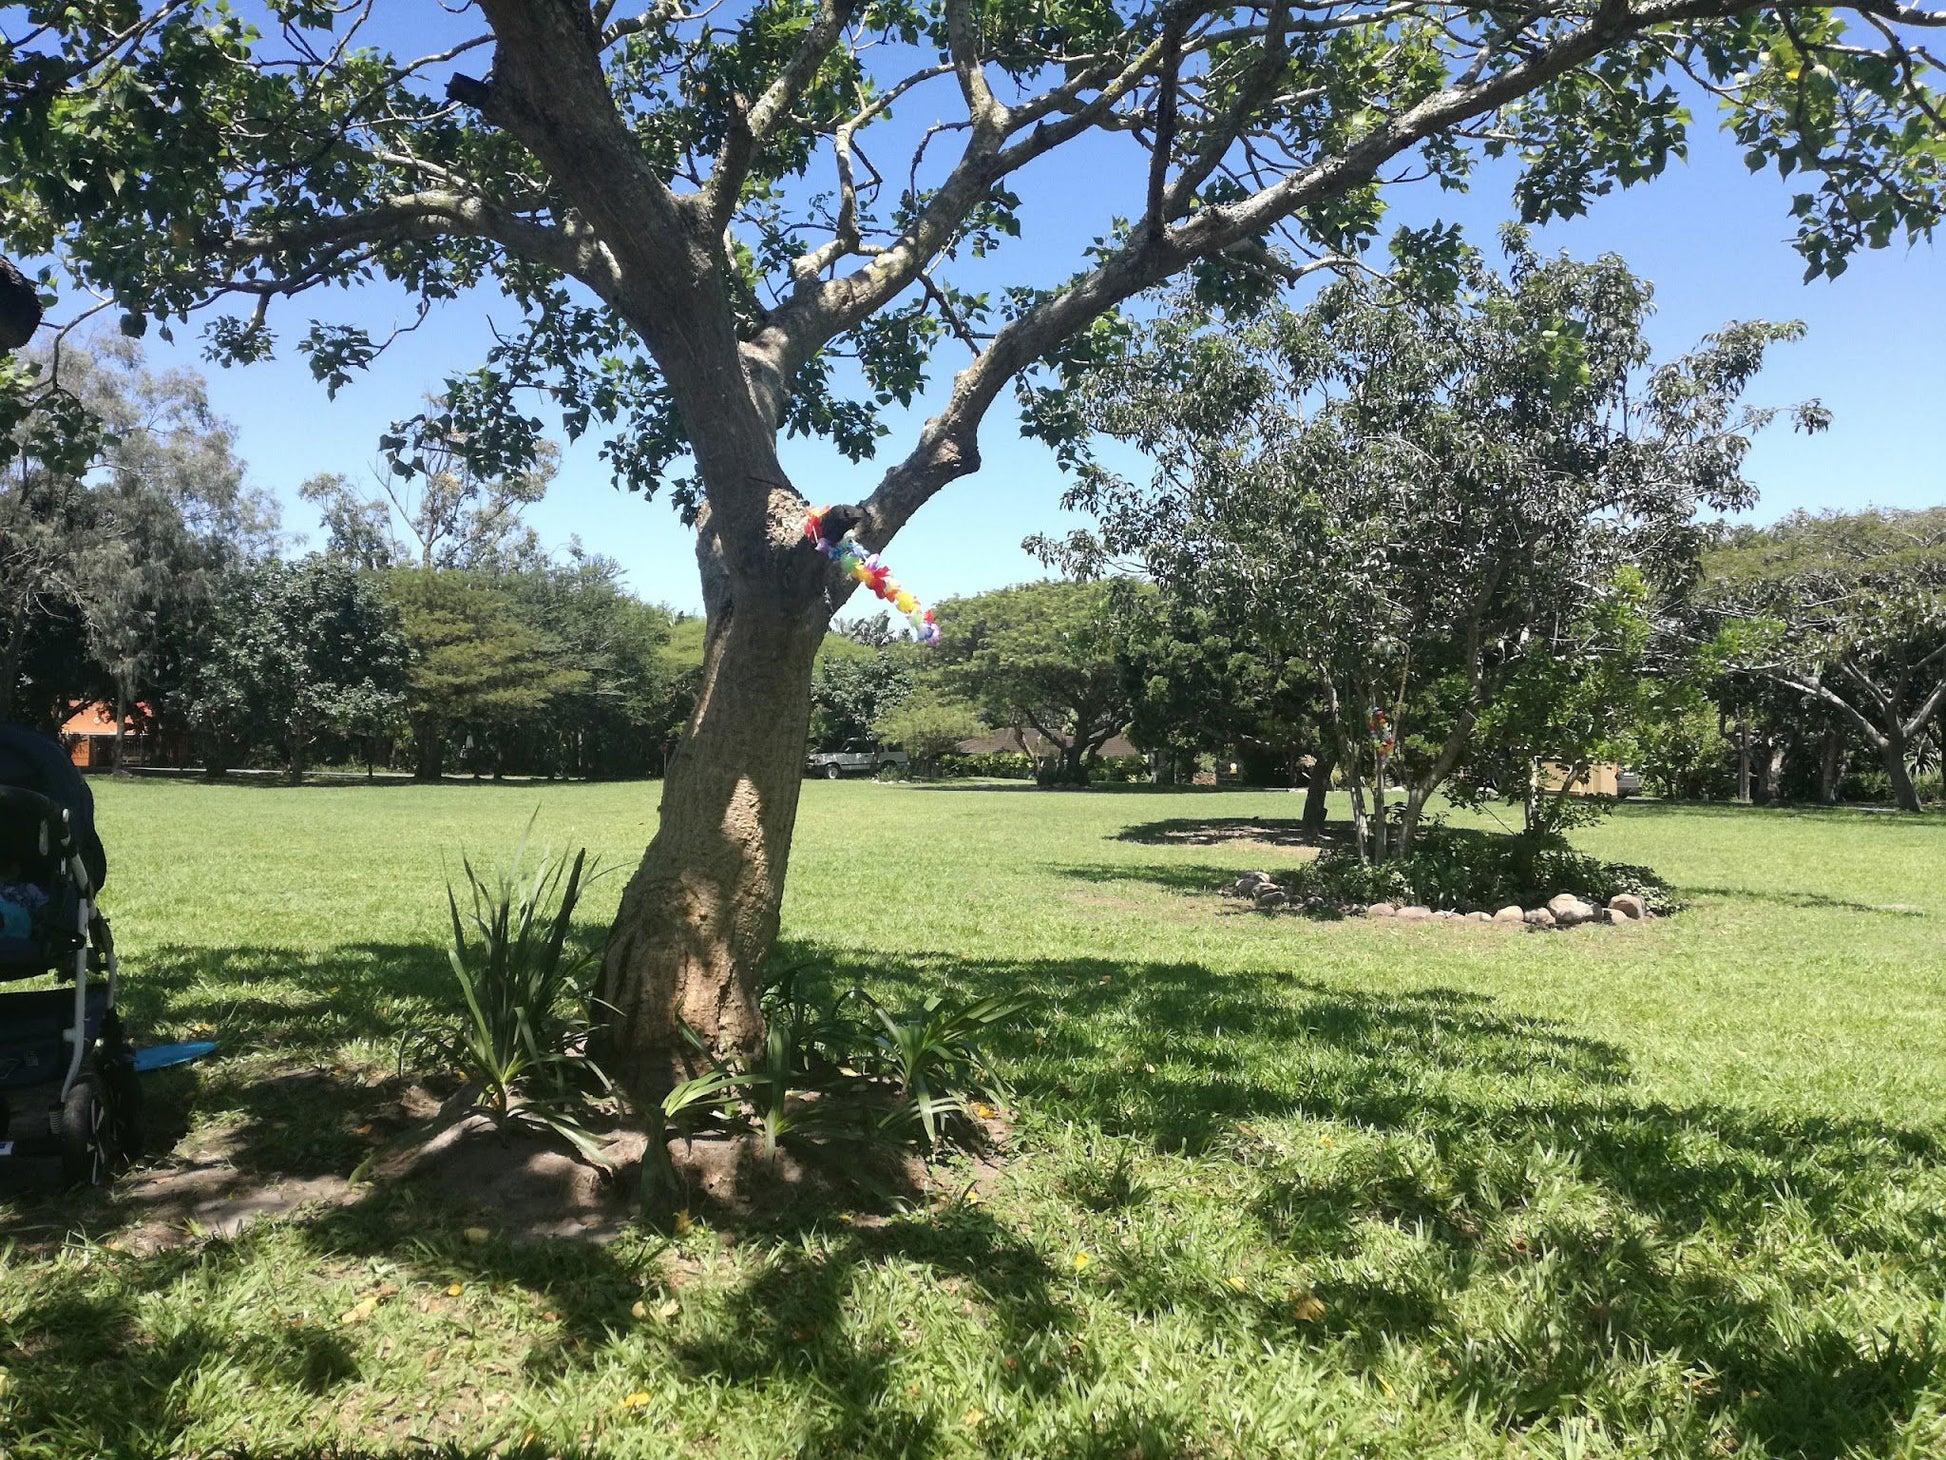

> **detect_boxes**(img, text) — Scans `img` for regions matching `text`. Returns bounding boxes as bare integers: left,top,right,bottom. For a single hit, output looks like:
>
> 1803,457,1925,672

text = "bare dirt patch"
6,1078,1017,1252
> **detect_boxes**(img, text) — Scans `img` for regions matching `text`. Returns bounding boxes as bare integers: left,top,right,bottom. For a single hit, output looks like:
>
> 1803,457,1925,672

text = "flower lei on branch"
1369,707,1396,767
804,506,941,645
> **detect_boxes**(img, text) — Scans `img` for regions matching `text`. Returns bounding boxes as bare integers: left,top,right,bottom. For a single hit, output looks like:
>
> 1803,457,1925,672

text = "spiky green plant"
863,991,1027,1149
401,818,609,1156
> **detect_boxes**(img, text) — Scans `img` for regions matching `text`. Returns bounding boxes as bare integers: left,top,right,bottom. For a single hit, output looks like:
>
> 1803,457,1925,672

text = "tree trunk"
413,721,445,781
1062,739,1088,784
1756,740,1786,805
1881,736,1923,812
112,686,129,776
1398,783,1430,854
1302,746,1335,830
1735,714,1752,803
592,597,826,1111
1819,728,1845,804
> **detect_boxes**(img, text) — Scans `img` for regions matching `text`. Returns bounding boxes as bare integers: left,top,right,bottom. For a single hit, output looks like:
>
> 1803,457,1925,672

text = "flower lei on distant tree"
1368,707,1396,769
804,505,941,644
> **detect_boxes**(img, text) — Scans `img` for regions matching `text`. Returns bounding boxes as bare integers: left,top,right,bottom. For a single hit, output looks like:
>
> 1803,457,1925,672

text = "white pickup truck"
804,741,910,779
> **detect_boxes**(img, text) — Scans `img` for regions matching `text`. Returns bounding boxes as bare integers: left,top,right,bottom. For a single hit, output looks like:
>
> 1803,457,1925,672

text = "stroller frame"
0,783,137,1184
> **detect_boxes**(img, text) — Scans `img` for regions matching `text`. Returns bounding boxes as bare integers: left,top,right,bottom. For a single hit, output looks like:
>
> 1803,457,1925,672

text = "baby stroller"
0,724,140,1185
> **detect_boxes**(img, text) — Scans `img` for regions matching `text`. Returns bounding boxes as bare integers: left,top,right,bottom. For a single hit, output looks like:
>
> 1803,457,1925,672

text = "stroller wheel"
59,1073,130,1187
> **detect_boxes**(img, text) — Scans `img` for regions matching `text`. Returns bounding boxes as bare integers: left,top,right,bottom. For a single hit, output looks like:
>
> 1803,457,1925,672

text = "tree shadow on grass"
768,941,1946,1456
1606,798,1943,826
1058,860,1297,900
7,935,1946,1456
1112,816,1349,849
1683,885,1930,916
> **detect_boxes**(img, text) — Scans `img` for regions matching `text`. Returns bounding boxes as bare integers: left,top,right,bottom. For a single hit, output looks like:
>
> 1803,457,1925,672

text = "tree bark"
413,722,445,781
1302,746,1335,830
592,592,826,1109
1819,728,1846,804
1880,736,1923,813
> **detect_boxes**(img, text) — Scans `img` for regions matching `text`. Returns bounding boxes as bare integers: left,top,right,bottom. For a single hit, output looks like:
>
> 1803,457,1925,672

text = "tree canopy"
1704,507,1946,810
5,0,1942,532
178,554,410,779
1053,242,1818,854
1,335,274,728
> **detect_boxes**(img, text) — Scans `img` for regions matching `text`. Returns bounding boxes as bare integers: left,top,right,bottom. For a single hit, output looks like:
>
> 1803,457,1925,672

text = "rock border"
1222,872,1654,928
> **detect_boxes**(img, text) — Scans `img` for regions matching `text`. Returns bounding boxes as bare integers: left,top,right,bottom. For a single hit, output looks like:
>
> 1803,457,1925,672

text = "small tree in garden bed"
1047,239,1824,860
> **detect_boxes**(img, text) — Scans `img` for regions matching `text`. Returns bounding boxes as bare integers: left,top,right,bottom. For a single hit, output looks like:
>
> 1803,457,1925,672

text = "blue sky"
126,15,1945,616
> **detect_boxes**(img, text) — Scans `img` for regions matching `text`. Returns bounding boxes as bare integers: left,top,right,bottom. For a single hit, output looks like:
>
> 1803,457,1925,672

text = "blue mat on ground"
132,1040,218,1073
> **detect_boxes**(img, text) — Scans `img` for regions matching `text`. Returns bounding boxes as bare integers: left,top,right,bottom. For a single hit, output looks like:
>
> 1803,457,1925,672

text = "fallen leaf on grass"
339,1296,380,1325
619,1392,652,1410
1291,1294,1326,1322
463,1226,491,1244
446,1284,464,1297
962,1409,986,1428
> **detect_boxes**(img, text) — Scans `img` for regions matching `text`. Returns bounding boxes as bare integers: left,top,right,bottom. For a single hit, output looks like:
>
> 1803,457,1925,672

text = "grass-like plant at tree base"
646,965,1026,1214
398,819,610,1158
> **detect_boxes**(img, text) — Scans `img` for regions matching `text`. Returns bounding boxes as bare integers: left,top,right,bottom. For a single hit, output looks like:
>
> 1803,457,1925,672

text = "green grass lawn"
5,779,1946,1458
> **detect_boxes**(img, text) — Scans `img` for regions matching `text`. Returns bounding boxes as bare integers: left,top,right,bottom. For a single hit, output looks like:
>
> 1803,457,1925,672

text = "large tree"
1050,245,1820,856
934,579,1129,781
1,337,272,729
6,1,1943,1102
1705,507,1946,811
177,555,411,779
1110,584,1327,797
385,568,590,780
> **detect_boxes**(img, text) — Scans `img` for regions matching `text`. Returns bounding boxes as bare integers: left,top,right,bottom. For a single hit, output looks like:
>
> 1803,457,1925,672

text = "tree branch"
703,0,863,231
228,190,622,298
857,0,1880,546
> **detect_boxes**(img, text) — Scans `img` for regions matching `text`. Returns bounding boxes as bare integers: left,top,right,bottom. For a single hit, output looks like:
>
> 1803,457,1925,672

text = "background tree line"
7,339,1939,814
1,338,702,782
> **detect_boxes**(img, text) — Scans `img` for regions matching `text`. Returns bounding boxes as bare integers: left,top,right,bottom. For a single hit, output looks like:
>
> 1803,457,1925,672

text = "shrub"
1290,828,1679,916
941,751,1035,780
1091,754,1150,784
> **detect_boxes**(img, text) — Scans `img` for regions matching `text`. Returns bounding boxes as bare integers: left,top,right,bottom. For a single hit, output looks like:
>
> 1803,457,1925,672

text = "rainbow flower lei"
804,506,941,645
1369,707,1397,763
